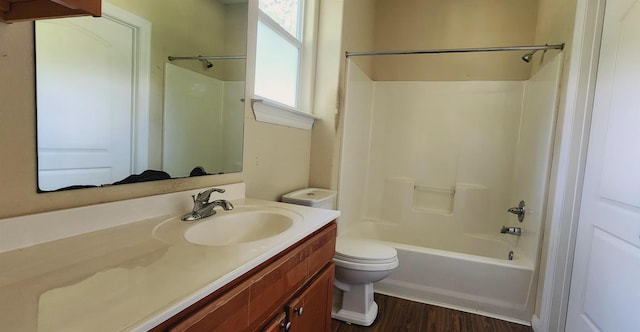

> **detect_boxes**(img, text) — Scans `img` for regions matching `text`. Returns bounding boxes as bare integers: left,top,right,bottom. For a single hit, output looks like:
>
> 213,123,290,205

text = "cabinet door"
287,263,335,332
169,280,251,332
262,312,288,332
250,244,308,327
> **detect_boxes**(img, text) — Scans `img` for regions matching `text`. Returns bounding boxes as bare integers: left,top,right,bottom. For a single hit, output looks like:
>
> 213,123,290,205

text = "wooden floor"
331,294,532,332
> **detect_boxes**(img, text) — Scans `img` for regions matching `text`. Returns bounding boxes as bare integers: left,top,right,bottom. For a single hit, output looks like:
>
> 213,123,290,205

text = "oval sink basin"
184,210,295,246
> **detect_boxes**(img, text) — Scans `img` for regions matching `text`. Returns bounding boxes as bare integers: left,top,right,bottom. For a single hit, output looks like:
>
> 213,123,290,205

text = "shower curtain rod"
345,43,564,57
167,55,246,61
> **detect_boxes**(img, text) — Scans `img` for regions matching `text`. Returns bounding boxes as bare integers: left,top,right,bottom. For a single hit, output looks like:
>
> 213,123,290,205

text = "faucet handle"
507,200,526,222
195,187,225,203
211,199,234,211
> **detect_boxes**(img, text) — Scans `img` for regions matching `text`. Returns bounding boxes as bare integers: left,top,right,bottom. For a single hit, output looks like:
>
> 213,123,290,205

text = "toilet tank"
282,188,337,209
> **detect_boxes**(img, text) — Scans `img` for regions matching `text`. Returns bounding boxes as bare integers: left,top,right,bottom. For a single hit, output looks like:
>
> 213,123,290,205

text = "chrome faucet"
181,188,234,221
507,200,526,222
500,226,522,236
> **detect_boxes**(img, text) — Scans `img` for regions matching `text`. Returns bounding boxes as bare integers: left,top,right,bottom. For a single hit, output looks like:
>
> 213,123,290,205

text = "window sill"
250,98,319,130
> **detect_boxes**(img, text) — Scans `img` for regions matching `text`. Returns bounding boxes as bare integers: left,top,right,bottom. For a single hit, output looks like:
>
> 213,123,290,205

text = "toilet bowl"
332,237,398,326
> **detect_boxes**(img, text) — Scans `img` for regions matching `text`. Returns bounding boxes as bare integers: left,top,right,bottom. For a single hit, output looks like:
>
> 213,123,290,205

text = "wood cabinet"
151,221,337,332
262,312,288,332
286,264,334,332
0,0,101,23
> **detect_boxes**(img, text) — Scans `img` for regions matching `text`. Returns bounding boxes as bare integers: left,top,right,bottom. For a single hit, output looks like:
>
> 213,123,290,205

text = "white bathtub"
343,221,535,324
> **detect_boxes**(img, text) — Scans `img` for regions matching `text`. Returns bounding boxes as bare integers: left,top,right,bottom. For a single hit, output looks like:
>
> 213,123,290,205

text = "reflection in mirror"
35,0,247,192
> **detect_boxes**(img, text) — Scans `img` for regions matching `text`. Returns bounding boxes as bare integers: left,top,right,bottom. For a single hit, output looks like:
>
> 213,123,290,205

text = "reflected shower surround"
163,63,244,179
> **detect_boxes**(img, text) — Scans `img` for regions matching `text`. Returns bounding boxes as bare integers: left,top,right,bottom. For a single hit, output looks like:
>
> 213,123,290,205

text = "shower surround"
338,55,563,323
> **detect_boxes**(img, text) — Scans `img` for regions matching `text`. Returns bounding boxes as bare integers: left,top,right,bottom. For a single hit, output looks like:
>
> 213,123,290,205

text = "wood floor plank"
331,294,532,332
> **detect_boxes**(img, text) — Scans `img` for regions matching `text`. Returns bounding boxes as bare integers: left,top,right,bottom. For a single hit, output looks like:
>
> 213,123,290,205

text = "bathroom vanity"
152,222,336,331
0,183,339,331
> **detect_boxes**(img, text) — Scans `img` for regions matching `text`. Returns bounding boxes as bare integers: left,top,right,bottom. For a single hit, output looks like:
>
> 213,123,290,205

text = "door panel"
287,264,334,332
566,0,640,331
36,16,134,190
582,229,640,331
598,1,640,207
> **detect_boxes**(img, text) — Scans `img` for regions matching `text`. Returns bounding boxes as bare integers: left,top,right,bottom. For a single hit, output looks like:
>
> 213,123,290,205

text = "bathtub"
343,221,535,324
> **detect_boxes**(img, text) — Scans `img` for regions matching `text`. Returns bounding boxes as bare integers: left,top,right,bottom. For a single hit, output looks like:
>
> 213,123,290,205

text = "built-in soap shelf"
412,185,455,214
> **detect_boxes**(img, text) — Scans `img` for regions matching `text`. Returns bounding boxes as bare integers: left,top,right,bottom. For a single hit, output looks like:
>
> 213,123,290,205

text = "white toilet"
282,188,399,326
332,237,398,326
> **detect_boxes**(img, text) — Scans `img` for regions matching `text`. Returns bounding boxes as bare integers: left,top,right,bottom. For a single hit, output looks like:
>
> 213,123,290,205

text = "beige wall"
531,0,577,75
308,0,345,191
341,0,376,78
223,4,249,81
108,0,236,81
0,0,310,218
371,0,538,81
308,0,374,190
339,0,540,81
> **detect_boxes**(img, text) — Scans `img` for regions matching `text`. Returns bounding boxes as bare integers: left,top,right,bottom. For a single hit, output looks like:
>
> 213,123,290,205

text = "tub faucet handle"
508,207,523,214
507,200,526,222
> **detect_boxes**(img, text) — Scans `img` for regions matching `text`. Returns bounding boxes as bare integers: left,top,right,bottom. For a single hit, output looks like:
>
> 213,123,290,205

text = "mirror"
35,0,247,192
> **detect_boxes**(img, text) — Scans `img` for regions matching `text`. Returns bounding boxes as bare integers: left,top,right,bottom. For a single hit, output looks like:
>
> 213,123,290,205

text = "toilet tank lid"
335,237,397,262
282,188,336,206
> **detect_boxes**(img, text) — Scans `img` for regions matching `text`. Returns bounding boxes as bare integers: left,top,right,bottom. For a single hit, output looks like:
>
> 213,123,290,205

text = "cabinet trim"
1,0,101,23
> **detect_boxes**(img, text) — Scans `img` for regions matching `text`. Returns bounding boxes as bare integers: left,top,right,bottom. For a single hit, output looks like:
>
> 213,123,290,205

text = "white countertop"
0,193,339,331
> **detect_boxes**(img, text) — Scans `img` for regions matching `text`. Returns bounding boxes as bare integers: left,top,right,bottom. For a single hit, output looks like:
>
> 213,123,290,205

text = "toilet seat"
334,237,398,271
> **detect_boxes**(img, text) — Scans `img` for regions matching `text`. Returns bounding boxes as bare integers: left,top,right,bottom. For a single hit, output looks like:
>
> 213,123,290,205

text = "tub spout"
500,226,521,236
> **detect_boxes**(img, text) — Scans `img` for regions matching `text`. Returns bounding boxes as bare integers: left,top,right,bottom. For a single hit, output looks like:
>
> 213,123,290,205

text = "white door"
36,15,134,190
565,1,640,331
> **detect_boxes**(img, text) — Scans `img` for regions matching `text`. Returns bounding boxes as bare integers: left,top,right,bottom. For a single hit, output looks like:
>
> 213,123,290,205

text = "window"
252,0,319,129
255,0,303,108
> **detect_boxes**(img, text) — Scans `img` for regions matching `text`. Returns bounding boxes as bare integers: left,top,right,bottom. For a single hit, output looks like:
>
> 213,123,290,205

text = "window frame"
250,0,319,130
255,6,304,108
